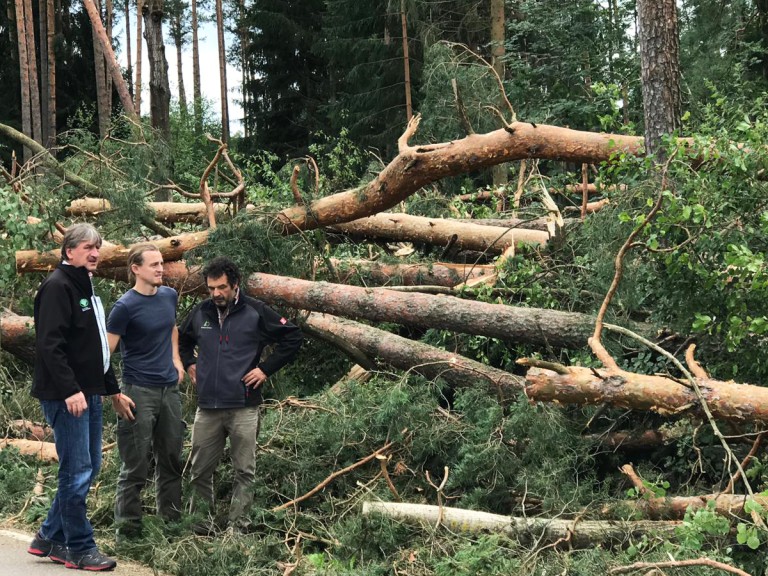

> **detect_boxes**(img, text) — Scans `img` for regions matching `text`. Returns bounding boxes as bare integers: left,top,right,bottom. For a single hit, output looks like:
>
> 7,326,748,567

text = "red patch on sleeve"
280,317,287,324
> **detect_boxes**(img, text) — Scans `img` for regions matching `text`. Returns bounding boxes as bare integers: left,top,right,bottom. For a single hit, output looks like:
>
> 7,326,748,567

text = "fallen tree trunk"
361,501,679,548
16,231,210,272
1,312,35,364
8,312,768,428
275,117,645,234
456,184,626,203
601,493,768,521
66,198,257,224
456,217,578,232
95,259,495,292
246,273,648,350
304,313,523,398
525,365,768,425
331,212,550,252
331,259,496,288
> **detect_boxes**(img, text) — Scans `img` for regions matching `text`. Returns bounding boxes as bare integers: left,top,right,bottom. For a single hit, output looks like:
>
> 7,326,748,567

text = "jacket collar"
57,262,94,295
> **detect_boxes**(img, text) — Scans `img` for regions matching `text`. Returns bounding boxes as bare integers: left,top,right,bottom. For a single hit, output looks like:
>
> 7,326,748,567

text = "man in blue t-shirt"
107,243,185,542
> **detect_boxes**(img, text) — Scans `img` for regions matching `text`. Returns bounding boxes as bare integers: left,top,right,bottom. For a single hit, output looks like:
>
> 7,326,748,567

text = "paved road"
0,527,162,576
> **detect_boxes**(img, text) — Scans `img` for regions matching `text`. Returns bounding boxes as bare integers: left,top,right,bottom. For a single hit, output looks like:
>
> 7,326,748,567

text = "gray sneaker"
64,548,117,571
27,532,67,564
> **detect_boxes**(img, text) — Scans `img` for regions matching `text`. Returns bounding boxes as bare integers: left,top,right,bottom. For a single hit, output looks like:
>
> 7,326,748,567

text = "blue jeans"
38,395,103,554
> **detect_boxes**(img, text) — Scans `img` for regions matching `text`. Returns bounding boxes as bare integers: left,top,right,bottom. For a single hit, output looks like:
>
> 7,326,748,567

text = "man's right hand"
187,364,197,386
111,393,136,421
65,392,88,417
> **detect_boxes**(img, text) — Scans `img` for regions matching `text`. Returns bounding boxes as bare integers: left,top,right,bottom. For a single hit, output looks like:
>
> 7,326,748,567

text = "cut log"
331,212,550,253
0,439,58,462
275,118,645,234
1,311,35,364
16,231,210,273
246,273,652,350
361,501,679,548
66,198,256,223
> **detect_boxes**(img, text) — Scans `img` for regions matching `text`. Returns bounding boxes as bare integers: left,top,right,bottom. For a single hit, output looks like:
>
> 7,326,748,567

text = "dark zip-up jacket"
178,294,302,408
32,263,119,400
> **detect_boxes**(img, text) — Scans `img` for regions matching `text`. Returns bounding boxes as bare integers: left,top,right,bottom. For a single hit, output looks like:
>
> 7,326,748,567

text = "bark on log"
275,118,645,234
66,197,256,223
331,212,550,253
246,273,644,350
525,365,768,425
362,501,679,548
1,312,35,364
16,231,210,273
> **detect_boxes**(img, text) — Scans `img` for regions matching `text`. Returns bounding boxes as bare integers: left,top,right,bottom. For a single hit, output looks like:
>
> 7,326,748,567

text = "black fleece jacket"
178,294,302,408
32,263,119,400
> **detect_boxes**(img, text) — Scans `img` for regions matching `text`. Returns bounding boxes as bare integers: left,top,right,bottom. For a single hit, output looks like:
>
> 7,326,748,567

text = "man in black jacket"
179,256,302,532
27,223,132,571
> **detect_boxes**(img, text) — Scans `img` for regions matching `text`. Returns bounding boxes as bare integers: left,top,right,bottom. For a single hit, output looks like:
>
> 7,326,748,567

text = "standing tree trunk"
45,0,56,146
142,0,171,141
637,0,681,161
92,0,111,137
215,0,229,142
14,0,33,162
23,0,42,145
191,0,202,134
39,0,49,147
490,0,508,189
135,0,144,113
105,0,114,112
124,0,132,99
400,0,412,122
172,12,188,117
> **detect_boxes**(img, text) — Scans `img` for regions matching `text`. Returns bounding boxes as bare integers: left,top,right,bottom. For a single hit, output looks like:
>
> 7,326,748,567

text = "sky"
114,18,243,133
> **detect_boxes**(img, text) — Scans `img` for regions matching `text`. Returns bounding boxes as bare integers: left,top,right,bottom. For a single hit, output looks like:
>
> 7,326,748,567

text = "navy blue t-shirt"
107,286,178,386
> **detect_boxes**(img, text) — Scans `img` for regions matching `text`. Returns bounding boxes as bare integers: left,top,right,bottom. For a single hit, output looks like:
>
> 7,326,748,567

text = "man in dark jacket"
28,223,132,571
179,256,302,532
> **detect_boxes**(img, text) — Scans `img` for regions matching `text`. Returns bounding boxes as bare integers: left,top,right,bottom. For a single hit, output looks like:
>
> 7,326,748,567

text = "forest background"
2,0,768,575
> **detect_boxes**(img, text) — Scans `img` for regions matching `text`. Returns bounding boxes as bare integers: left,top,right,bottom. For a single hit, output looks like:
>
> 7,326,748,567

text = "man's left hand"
174,359,185,384
242,367,268,389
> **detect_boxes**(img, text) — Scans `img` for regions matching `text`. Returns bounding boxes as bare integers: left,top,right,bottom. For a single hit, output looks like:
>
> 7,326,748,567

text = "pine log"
95,259,494,292
601,493,768,521
246,273,650,350
525,365,768,425
361,501,679,548
304,313,523,397
9,420,52,442
1,312,35,364
66,197,256,223
331,212,550,252
456,217,578,232
15,231,210,273
455,184,626,202
332,259,496,288
275,119,645,234
0,439,58,462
